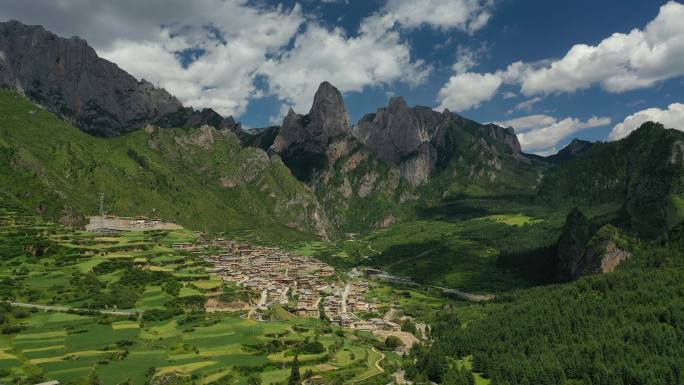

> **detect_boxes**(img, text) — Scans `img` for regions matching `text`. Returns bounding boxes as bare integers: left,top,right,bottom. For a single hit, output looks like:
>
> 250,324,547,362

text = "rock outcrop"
557,210,631,280
271,81,351,154
556,208,594,281
156,107,240,131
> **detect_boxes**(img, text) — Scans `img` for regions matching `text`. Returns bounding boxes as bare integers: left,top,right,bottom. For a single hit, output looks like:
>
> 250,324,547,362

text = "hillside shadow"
416,193,539,222
364,239,541,293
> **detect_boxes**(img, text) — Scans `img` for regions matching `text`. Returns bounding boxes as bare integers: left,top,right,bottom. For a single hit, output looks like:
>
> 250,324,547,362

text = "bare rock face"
309,81,352,140
156,107,240,131
355,98,525,186
557,213,632,280
585,240,632,274
359,96,422,163
270,81,353,182
479,123,523,156
273,81,351,155
0,20,185,137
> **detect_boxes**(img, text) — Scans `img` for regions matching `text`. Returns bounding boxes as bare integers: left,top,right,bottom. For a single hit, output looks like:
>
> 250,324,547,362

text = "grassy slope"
0,90,326,242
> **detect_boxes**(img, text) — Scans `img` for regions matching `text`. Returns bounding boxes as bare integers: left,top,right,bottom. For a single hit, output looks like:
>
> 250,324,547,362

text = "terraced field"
0,207,401,384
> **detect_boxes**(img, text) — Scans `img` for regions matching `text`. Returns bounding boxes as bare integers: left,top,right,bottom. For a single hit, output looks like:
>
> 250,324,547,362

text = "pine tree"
288,355,301,385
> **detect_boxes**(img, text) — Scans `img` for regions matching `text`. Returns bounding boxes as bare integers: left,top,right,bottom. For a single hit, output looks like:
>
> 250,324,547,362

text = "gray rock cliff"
270,81,353,181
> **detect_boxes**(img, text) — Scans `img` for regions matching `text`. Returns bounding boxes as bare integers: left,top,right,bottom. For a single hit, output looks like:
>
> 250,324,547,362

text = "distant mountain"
545,138,594,163
0,20,238,137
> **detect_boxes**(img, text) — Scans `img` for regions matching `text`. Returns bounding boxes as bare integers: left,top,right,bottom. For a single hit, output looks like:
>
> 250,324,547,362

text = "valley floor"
0,207,467,385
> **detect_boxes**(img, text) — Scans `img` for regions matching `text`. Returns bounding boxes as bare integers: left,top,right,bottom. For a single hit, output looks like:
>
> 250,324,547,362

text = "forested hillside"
539,122,684,238
407,224,684,385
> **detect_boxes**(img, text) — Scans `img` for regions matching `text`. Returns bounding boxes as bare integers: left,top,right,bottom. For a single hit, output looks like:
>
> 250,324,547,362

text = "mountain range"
2,19,684,256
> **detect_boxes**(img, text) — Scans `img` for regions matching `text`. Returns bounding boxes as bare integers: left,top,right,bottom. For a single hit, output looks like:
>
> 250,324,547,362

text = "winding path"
7,301,139,316
352,347,386,383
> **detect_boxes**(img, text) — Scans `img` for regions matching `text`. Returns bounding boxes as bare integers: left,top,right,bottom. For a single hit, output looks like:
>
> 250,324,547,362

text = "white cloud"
533,147,560,157
382,0,493,33
517,116,611,152
520,1,684,95
521,2,684,95
436,1,684,110
502,91,518,99
493,114,558,133
436,71,502,111
495,114,610,153
608,103,684,140
259,0,494,113
508,96,542,114
259,21,429,112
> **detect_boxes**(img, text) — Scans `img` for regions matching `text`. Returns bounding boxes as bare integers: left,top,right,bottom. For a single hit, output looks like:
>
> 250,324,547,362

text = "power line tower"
99,192,105,234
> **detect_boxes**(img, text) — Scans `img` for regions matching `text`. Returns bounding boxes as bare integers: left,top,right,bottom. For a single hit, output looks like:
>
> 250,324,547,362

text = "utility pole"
99,192,105,234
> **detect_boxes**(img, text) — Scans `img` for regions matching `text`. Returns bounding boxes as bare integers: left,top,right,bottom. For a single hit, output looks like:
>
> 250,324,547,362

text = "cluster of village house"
172,237,401,332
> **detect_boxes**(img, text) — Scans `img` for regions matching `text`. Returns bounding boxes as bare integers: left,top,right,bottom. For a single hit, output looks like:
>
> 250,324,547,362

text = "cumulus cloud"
2,0,497,120
521,1,684,95
508,96,542,114
1,0,494,119
382,0,493,33
259,21,429,112
518,117,611,153
436,72,502,111
493,114,558,133
259,0,493,113
495,114,610,154
609,103,684,140
437,1,684,111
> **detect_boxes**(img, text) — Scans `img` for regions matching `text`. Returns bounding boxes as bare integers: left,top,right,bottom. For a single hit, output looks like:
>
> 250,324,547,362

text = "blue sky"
2,0,683,154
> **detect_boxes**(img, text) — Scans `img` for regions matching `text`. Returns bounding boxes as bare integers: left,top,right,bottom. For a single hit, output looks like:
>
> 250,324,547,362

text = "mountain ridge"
0,20,241,137
4,19,684,244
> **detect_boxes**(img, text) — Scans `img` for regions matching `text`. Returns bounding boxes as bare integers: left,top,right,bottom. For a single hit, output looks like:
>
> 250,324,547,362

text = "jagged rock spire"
309,81,351,139
272,81,351,155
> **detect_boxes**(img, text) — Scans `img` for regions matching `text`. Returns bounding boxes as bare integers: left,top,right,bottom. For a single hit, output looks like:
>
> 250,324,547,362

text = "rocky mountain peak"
309,81,351,139
357,96,422,164
388,96,409,112
272,82,351,153
269,82,353,182
479,123,523,156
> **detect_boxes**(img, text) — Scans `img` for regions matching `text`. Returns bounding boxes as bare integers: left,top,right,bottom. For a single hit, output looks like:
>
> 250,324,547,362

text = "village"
172,237,405,334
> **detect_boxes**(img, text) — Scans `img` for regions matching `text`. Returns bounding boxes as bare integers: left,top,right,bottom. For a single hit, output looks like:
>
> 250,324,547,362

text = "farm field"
0,206,424,384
